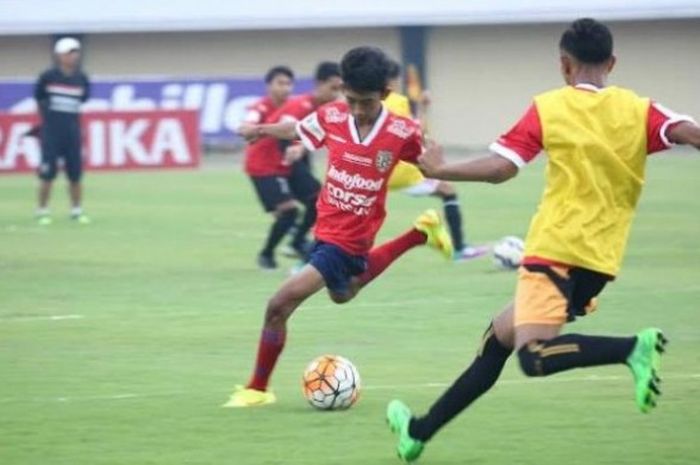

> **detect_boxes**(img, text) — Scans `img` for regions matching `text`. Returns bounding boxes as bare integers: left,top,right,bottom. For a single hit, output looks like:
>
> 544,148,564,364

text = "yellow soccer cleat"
222,385,276,408
414,209,453,260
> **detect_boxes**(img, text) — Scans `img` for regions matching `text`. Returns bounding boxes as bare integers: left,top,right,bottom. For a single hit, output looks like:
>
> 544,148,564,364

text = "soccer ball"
493,236,525,270
302,355,361,410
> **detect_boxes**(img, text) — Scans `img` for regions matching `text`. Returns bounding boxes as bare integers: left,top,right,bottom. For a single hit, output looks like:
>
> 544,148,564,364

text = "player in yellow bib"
386,18,700,462
384,62,488,261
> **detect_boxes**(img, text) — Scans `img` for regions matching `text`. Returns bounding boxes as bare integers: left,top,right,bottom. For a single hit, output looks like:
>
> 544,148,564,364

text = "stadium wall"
427,19,700,147
1,20,698,148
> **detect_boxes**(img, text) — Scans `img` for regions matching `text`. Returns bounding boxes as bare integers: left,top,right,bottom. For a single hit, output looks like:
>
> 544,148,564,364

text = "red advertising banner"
0,110,201,174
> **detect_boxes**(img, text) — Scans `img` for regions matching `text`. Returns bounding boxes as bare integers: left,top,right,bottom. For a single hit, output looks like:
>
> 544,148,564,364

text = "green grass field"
1,154,699,465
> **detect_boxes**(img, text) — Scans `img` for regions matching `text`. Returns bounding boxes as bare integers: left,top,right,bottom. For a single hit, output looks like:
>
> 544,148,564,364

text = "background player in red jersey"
225,46,454,408
265,62,343,259
239,66,297,270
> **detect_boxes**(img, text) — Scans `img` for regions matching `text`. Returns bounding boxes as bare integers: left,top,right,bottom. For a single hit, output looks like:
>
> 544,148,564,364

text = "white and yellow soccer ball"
302,355,361,410
493,236,525,270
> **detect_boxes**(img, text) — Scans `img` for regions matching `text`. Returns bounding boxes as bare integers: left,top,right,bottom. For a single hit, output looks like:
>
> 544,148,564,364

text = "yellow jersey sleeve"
384,92,412,118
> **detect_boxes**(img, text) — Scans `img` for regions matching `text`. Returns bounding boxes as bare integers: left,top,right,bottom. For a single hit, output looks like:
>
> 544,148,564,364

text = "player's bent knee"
274,204,299,220
67,173,82,183
436,181,456,197
517,345,544,377
329,292,352,305
38,165,58,182
265,294,294,326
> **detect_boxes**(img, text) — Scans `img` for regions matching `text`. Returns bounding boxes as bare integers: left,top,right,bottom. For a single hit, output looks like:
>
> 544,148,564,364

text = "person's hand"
283,144,306,166
419,90,432,108
23,124,41,138
238,124,261,142
418,139,445,178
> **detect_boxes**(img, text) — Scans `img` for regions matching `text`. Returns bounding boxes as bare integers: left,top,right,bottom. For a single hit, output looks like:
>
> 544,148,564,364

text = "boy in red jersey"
385,18,700,462
240,66,297,269
225,47,453,408
266,62,343,259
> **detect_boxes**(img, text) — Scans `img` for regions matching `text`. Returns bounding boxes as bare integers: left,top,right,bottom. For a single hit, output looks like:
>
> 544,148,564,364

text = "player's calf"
517,333,637,377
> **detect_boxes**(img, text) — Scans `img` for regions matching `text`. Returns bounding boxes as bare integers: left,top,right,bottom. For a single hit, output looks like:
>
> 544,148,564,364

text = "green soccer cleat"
36,215,53,226
386,400,424,462
626,328,668,413
70,213,91,225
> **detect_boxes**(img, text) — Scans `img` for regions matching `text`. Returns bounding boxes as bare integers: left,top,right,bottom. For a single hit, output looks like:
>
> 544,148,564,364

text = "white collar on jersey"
574,83,603,92
348,103,388,146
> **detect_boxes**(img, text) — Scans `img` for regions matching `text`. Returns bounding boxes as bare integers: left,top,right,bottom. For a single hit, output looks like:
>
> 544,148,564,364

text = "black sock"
291,196,318,250
518,334,637,377
442,195,465,251
409,324,512,442
261,208,298,257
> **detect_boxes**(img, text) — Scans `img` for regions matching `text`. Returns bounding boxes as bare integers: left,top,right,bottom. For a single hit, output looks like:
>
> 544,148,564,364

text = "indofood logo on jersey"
327,165,384,191
325,165,384,216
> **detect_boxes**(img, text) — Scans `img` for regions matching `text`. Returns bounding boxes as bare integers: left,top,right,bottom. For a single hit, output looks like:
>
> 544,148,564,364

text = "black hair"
559,18,613,64
340,46,391,93
265,65,294,84
387,60,401,80
314,61,341,82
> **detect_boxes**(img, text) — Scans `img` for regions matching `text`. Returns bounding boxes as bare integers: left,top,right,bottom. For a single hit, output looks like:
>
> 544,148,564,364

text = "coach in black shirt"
34,37,91,225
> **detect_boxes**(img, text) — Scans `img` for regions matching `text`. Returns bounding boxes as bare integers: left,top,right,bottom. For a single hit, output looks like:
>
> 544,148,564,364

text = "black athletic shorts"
38,128,83,182
250,162,320,212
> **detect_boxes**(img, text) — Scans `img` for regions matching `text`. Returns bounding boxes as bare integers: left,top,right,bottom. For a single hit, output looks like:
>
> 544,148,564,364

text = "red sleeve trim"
491,103,542,166
647,101,697,154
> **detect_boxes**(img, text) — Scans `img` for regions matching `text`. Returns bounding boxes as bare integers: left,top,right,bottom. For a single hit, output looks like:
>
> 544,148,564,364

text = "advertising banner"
0,110,201,174
0,77,312,145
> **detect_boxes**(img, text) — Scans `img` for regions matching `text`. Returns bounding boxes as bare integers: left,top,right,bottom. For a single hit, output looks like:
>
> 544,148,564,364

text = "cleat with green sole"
626,328,667,413
386,400,424,462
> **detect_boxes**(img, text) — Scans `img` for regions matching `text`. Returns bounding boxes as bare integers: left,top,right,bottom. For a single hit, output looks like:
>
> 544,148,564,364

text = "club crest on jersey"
375,151,393,173
325,107,348,123
387,119,413,139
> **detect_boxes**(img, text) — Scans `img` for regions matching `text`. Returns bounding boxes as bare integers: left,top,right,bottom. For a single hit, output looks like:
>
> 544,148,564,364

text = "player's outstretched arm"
259,122,298,141
238,121,298,143
668,121,700,150
418,141,518,184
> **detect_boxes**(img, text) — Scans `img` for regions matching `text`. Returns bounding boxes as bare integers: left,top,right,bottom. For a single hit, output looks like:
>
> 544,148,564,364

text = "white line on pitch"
0,314,84,322
1,373,697,405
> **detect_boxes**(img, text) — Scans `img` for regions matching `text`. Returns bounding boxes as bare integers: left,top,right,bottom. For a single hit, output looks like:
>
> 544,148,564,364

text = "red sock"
358,228,426,286
247,328,286,391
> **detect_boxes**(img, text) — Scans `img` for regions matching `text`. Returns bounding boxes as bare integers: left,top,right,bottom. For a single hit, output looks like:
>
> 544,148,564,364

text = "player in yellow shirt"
386,18,700,462
385,61,488,261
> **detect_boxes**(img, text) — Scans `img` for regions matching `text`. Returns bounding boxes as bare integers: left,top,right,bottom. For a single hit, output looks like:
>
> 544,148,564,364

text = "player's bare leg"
69,181,81,209
223,265,325,408
68,182,90,223
36,180,53,225
264,265,326,331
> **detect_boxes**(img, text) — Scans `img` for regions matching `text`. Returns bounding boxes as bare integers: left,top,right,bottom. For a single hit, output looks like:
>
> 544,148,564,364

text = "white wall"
427,19,700,147
85,29,400,77
1,20,698,148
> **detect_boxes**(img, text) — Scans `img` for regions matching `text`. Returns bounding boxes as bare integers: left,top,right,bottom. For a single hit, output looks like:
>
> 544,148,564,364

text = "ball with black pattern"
302,355,361,410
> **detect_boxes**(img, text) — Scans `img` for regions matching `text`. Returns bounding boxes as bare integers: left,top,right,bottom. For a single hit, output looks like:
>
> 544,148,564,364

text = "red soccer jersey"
269,93,317,124
243,96,289,177
296,101,423,255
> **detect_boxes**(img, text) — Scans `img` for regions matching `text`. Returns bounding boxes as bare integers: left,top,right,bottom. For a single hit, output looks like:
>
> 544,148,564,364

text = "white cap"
54,37,81,54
